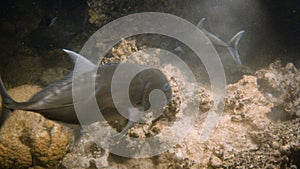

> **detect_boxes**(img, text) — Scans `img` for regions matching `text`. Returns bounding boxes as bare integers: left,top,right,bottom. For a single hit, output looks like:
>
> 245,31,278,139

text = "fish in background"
47,16,58,27
30,1,89,49
172,41,185,54
197,18,245,65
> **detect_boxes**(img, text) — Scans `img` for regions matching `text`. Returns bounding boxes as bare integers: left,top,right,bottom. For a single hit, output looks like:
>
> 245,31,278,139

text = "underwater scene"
0,0,299,168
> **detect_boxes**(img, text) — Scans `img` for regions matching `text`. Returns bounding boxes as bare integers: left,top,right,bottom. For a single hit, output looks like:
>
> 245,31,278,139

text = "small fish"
172,42,185,54
0,50,172,135
173,46,184,54
197,18,245,65
48,17,58,27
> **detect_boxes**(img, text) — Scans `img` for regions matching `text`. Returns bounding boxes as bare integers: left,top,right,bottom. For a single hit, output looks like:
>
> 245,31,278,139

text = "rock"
87,0,180,27
210,155,223,168
101,38,139,64
225,75,273,130
256,60,300,118
59,40,299,168
60,133,110,169
0,85,73,168
296,109,300,117
40,66,70,85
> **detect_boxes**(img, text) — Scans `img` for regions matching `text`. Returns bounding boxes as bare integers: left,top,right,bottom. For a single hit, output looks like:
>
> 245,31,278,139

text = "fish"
172,46,184,54
172,42,185,54
0,49,172,135
197,18,245,65
48,17,58,27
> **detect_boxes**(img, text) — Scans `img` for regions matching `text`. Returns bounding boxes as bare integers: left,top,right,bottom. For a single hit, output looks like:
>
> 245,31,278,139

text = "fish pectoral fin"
111,119,135,141
118,120,135,137
115,107,143,138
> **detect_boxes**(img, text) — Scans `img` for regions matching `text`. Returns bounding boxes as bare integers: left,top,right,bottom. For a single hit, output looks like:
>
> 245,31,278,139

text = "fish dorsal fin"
62,49,97,74
197,17,206,29
197,18,227,47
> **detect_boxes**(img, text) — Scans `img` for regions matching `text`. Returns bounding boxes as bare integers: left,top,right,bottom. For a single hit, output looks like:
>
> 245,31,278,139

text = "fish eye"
162,83,171,91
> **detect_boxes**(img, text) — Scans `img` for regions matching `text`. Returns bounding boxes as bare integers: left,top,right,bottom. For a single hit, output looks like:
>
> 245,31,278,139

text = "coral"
0,85,73,168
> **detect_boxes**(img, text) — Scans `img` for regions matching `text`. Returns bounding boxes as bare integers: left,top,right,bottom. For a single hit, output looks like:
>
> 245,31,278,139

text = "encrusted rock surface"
87,0,181,27
101,38,140,65
0,0,298,167
60,40,299,168
60,74,299,169
256,60,300,118
0,85,73,169
60,133,110,168
0,37,299,168
223,118,300,168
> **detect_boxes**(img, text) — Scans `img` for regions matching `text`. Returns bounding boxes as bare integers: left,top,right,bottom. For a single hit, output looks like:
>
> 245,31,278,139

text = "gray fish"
0,50,172,135
197,18,245,65
172,42,184,54
48,17,58,27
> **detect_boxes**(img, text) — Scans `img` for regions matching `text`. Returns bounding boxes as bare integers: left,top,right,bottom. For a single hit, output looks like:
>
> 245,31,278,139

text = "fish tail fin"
227,30,245,65
0,76,17,108
0,76,17,127
228,30,245,51
0,106,12,127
